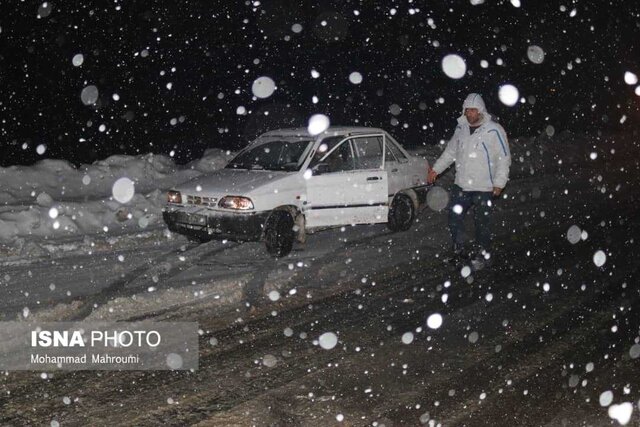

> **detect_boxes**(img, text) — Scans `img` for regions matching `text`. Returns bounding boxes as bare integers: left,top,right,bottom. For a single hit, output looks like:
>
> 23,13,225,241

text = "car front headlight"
218,196,254,210
167,190,182,204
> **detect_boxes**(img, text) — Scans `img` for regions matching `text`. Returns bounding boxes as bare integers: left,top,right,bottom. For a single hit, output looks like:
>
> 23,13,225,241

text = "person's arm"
429,127,460,182
491,126,511,194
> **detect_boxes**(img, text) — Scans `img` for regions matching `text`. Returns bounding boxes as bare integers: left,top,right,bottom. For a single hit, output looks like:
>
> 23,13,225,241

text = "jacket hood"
462,93,487,114
459,93,491,126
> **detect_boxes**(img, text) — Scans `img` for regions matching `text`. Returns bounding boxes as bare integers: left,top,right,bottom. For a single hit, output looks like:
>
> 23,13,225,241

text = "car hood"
173,168,294,196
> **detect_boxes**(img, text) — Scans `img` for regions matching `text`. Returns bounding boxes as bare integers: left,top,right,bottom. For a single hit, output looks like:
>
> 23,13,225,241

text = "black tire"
387,193,415,232
264,210,294,257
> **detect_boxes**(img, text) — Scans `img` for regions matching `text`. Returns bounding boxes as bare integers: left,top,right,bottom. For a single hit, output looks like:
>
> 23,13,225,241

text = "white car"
163,127,430,257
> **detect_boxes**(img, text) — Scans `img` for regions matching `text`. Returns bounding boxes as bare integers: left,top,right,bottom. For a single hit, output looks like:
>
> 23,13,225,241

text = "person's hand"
427,167,438,184
492,187,502,196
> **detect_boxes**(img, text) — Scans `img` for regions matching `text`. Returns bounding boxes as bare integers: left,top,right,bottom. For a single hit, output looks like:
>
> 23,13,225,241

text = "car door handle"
367,176,381,181
391,168,398,173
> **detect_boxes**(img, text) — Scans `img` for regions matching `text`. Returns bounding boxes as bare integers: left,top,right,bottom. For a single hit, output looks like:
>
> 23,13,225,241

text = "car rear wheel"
264,210,294,257
387,193,415,232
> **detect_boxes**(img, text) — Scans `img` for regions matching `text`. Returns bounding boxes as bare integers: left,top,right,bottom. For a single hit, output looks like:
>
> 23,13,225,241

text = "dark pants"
448,185,493,252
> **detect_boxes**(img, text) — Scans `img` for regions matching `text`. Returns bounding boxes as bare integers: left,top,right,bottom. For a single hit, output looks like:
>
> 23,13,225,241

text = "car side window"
322,140,355,173
385,140,398,163
386,138,407,162
352,136,383,169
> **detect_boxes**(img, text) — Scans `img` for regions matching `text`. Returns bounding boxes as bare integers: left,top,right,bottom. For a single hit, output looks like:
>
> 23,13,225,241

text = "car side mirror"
312,163,330,175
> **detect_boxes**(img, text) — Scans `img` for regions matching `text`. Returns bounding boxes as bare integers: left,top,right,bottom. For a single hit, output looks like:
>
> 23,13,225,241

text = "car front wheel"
264,210,294,257
387,193,415,232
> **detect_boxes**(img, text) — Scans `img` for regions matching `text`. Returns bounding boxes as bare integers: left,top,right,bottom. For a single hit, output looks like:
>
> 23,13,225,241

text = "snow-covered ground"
0,148,233,247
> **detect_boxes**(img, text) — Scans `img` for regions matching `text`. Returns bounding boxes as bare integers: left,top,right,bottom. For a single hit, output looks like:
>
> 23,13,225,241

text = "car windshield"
226,139,313,171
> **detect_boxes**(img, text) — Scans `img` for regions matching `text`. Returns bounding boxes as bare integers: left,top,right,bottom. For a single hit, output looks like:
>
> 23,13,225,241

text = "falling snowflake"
318,332,338,349
426,313,443,329
251,76,276,98
441,54,466,79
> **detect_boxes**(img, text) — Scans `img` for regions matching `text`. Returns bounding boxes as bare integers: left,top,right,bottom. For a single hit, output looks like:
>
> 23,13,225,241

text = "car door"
383,135,410,195
305,135,388,228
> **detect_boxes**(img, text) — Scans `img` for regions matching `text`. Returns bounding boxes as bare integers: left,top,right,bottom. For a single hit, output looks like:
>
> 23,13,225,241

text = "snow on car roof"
260,126,385,138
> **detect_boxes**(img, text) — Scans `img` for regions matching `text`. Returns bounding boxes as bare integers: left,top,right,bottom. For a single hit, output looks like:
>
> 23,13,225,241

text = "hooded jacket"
432,93,511,192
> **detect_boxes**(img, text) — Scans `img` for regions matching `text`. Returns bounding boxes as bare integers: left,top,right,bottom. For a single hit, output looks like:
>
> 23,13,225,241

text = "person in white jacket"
427,93,511,267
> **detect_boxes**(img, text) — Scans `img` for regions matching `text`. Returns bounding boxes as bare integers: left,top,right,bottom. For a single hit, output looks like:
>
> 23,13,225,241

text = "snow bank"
0,149,234,244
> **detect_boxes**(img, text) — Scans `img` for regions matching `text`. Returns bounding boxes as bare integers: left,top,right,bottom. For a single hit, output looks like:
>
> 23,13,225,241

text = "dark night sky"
0,0,639,166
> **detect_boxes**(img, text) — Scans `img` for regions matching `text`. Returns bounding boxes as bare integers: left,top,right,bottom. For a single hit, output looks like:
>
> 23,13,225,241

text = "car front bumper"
162,207,270,241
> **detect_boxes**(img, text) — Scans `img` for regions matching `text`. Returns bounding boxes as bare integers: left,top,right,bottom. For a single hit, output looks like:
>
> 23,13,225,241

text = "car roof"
259,126,386,139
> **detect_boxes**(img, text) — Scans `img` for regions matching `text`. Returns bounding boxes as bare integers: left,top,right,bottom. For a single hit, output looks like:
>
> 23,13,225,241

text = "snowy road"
1,133,640,425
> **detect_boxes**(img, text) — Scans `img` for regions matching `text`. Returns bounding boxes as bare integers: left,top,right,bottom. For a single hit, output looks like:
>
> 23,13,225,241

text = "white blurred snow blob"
566,225,581,244
251,76,276,98
262,354,278,367
545,125,555,137
608,402,633,425
600,390,614,407
593,250,607,267
165,353,183,370
461,266,471,278
307,114,330,135
441,54,466,79
498,84,519,106
72,53,84,67
468,331,479,343
268,290,280,301
624,72,638,85
36,144,46,155
236,106,246,115
510,0,521,7
349,72,363,84
311,69,320,78
48,208,59,219
401,332,414,344
527,46,545,64
470,0,485,5
453,204,463,215
38,2,52,18
291,23,303,33
629,344,640,359
318,332,338,350
112,177,135,204
426,186,449,211
36,192,53,206
80,85,99,105
635,86,640,96
426,313,443,329
389,104,402,115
